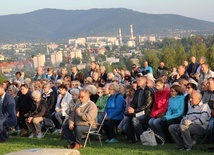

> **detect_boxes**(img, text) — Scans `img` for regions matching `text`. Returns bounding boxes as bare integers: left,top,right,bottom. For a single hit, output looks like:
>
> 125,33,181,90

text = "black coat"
29,99,51,119
16,91,33,117
42,91,56,114
130,86,153,121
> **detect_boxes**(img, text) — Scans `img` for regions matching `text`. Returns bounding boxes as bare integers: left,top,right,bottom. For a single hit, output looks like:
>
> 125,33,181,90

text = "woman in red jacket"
148,78,170,140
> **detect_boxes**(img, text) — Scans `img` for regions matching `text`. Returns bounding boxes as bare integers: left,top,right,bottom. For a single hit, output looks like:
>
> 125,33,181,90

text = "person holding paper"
124,76,153,143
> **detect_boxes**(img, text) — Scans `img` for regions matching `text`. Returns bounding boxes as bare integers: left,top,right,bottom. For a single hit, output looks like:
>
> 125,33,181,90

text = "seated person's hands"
128,107,134,114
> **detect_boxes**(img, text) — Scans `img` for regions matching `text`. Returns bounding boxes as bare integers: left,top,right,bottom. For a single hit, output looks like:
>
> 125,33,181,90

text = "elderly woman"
96,84,110,123
53,84,72,134
16,84,34,135
42,83,56,114
66,88,81,119
7,85,19,105
103,83,126,143
63,89,98,150
85,84,99,103
26,90,51,138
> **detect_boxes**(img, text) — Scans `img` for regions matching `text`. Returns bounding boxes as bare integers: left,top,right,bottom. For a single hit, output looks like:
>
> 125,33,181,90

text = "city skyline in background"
0,0,214,22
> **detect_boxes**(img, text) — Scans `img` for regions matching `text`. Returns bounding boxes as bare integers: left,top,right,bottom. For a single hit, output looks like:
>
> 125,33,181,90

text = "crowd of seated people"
0,58,214,152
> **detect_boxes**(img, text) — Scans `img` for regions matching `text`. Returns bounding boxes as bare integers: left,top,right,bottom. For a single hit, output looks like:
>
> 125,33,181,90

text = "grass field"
0,134,212,155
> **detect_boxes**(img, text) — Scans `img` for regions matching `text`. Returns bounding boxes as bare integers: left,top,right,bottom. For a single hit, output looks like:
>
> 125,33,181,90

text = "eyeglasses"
97,91,102,94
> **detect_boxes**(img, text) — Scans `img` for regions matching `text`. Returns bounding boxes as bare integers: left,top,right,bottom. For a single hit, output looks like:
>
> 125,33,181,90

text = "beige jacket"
70,100,98,128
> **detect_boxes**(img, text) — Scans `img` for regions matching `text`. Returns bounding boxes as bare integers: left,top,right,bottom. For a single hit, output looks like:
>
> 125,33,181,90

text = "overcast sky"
0,0,213,22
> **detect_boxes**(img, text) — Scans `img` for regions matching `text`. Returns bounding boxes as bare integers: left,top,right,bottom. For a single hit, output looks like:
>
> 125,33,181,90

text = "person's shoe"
127,139,136,143
58,129,62,134
178,147,184,151
21,129,28,136
186,148,192,151
108,138,118,143
73,142,83,150
105,139,110,143
67,143,75,149
28,133,36,138
37,133,43,139
53,129,60,134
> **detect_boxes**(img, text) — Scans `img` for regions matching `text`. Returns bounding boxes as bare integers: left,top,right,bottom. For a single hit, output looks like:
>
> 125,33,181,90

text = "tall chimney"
119,28,123,46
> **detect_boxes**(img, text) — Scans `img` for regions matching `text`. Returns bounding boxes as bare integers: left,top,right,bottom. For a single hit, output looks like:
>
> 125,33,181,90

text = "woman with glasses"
103,83,126,143
160,84,185,142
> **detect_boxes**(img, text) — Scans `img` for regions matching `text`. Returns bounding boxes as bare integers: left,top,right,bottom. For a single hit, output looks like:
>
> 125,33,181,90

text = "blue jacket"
105,93,125,120
2,93,17,127
165,95,185,120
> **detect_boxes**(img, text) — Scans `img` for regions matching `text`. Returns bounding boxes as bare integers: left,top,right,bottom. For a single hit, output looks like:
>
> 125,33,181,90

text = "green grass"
0,134,212,155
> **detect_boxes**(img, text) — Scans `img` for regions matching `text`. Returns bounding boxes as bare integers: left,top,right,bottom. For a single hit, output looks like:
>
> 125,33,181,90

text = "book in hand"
135,111,145,117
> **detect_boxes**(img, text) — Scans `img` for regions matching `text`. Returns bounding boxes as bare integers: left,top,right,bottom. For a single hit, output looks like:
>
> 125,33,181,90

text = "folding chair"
42,118,55,137
83,113,107,148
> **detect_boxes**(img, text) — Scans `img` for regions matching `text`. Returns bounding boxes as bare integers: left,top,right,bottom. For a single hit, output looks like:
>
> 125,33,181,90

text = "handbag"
140,128,165,146
140,128,157,146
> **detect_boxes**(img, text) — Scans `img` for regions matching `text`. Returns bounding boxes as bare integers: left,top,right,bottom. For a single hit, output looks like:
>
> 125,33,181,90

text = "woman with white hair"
7,85,19,105
103,83,126,143
26,90,51,138
85,84,99,103
67,88,81,116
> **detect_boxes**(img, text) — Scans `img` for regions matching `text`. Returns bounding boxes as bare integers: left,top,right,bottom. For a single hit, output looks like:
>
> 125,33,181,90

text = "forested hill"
0,8,214,43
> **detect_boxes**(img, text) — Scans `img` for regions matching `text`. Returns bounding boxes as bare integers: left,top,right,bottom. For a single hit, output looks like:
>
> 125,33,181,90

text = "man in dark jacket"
124,76,153,143
70,66,84,85
0,85,17,142
26,90,51,139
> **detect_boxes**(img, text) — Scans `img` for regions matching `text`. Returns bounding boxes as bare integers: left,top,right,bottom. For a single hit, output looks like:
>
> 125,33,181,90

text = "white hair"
85,85,98,95
70,88,80,95
32,90,41,98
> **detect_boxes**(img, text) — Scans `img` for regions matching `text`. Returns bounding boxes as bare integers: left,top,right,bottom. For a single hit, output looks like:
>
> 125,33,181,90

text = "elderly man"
156,62,170,78
33,66,46,81
0,85,16,142
63,89,98,150
141,61,153,75
202,77,214,143
169,91,211,151
186,56,199,79
199,63,214,84
173,65,189,83
26,90,51,138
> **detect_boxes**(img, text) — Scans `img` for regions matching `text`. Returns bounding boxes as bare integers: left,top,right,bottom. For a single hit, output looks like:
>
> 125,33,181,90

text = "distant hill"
0,8,214,43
